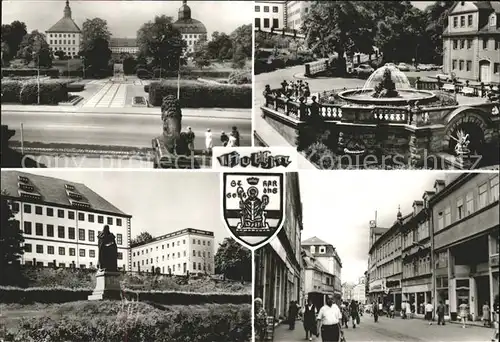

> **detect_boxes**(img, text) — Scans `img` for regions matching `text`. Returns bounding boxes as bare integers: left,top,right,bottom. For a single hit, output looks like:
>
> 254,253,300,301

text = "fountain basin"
337,88,437,106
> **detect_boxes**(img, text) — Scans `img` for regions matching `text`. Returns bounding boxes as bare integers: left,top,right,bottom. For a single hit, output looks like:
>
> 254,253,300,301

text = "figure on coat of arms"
236,179,270,229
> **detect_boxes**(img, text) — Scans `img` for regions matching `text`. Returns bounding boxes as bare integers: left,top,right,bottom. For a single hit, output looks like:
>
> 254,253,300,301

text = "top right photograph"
254,1,500,170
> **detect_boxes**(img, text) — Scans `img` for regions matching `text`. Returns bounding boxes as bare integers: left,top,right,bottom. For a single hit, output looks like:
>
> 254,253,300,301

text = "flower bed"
132,96,148,107
148,79,251,108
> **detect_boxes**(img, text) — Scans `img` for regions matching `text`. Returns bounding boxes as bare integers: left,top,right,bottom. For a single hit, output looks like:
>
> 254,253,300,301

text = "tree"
207,31,233,60
54,50,66,60
0,191,24,284
16,30,52,68
230,24,252,58
214,237,251,282
80,18,112,75
123,55,137,75
81,18,111,52
424,1,455,63
136,15,186,71
302,1,375,74
192,39,211,69
1,21,27,62
231,45,247,69
130,231,154,246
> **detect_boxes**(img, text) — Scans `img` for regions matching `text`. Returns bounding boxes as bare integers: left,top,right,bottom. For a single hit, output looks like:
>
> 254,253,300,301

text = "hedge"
1,79,70,104
67,83,85,92
0,287,250,305
8,302,251,342
2,68,60,78
148,80,251,108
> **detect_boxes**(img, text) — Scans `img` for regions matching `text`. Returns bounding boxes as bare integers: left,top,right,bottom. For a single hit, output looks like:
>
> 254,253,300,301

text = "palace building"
46,0,82,58
1,171,132,271
254,1,286,30
109,38,138,56
173,0,207,53
442,1,500,83
285,0,312,31
130,228,215,276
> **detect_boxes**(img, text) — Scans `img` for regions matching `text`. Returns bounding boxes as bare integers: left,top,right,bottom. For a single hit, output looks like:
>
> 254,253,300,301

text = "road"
2,110,251,148
274,316,494,341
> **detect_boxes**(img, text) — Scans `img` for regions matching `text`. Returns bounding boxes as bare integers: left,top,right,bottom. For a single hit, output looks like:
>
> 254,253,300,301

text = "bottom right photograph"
253,171,499,342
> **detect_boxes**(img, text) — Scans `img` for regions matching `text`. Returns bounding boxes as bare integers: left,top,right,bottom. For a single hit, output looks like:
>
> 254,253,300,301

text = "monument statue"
161,95,182,154
451,130,471,156
98,225,118,272
373,68,399,98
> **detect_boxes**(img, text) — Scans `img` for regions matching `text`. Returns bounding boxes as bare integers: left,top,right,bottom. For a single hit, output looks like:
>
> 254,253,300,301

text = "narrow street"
274,316,494,341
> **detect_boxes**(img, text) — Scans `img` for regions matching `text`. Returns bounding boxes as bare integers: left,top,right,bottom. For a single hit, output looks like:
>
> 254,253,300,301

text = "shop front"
386,279,402,312
402,280,432,317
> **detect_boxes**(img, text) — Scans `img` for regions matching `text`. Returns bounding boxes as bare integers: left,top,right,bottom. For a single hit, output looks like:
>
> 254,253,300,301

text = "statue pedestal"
88,270,121,301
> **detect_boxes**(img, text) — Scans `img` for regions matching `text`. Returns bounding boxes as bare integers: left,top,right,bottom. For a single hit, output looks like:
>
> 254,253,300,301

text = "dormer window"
310,246,316,253
65,184,75,191
18,183,34,192
319,246,326,254
69,199,91,209
18,175,29,183
490,15,496,27
67,191,83,201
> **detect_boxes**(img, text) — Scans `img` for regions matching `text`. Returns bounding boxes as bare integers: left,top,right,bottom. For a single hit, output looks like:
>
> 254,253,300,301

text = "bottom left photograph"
0,170,252,342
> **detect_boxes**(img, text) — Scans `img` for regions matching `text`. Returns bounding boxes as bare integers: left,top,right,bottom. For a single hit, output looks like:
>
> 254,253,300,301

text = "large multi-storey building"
1,171,132,271
110,38,138,55
302,236,342,295
442,1,500,83
430,173,499,322
254,172,303,320
367,212,406,311
351,277,367,304
130,228,214,275
173,0,207,53
254,1,285,30
285,1,313,31
46,0,81,58
302,248,337,309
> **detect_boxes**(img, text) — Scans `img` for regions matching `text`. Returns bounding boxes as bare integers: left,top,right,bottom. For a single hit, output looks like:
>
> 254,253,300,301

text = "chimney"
413,200,424,215
434,179,445,193
422,191,435,208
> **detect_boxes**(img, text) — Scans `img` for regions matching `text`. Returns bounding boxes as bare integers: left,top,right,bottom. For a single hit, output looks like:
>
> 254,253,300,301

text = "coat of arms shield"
222,173,285,248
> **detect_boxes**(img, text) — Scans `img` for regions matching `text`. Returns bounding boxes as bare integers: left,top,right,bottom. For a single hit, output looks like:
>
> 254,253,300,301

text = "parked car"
417,64,432,71
435,73,453,82
384,62,396,67
353,63,374,78
397,63,411,71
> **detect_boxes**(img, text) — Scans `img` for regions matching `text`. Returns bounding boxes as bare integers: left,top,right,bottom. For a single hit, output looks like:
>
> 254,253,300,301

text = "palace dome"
172,0,207,34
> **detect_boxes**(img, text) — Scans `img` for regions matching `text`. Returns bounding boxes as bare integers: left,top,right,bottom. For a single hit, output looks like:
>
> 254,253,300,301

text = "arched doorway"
479,60,491,83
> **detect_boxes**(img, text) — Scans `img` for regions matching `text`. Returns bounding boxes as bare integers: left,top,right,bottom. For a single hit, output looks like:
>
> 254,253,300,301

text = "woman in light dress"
227,132,237,147
205,128,213,154
459,301,468,328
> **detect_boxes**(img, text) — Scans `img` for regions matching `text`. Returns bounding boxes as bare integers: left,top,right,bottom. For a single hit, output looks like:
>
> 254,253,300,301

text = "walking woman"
254,298,267,342
483,301,491,327
303,298,317,341
459,301,468,328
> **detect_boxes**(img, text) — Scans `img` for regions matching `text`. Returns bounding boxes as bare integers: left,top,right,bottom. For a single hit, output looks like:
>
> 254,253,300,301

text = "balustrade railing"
415,79,499,98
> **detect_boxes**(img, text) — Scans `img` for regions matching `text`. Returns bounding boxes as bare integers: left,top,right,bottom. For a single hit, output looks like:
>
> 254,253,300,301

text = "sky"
1,1,252,39
298,171,447,285
411,1,435,10
20,170,232,251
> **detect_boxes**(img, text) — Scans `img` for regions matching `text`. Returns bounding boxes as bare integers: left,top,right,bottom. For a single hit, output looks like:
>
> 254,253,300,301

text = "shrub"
67,83,85,92
137,68,152,79
148,80,251,108
1,80,23,103
123,57,137,75
228,69,251,85
9,302,251,342
19,80,69,105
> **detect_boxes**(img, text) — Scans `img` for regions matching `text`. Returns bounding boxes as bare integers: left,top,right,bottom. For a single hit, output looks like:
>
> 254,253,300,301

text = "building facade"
401,196,434,317
367,212,405,311
1,171,132,271
302,248,336,309
110,38,138,55
254,172,303,320
46,0,81,58
442,1,500,83
351,278,367,304
130,228,214,275
302,236,342,295
430,173,499,321
173,0,207,53
285,0,313,31
254,1,285,30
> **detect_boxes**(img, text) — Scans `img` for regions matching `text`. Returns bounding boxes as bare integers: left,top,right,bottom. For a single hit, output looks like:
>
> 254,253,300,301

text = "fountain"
336,65,436,106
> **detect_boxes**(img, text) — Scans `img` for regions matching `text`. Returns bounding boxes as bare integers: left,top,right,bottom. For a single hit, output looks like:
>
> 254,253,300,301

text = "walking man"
231,126,240,147
373,301,379,323
437,300,445,326
317,295,342,342
389,302,395,318
186,127,195,154
350,300,359,328
425,301,434,325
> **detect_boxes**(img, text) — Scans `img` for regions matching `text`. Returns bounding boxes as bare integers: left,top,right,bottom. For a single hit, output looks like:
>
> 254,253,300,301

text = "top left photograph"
1,0,253,169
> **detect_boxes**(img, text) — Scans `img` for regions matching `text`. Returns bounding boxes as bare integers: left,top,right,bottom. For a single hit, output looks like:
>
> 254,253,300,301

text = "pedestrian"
493,295,499,342
350,300,359,328
231,126,240,147
389,302,395,318
220,131,229,147
204,128,213,154
227,132,237,147
459,301,468,328
316,295,342,342
401,301,406,319
288,300,298,330
437,300,445,326
186,126,195,154
406,301,412,319
483,301,491,327
303,298,317,341
373,301,379,323
425,301,434,325
254,298,267,342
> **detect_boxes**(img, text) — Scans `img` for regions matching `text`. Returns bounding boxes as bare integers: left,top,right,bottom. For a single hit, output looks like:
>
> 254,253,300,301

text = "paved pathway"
82,83,128,108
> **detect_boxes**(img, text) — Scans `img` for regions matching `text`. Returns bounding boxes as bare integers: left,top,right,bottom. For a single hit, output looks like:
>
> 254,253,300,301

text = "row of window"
182,34,202,39
24,244,123,259
133,238,211,256
22,221,123,245
135,250,211,264
452,38,500,50
255,5,279,13
370,260,402,280
49,40,77,45
23,261,126,270
451,59,473,72
133,261,211,273
452,14,474,28
255,18,280,30
373,235,403,263
17,203,123,226
403,221,430,249
48,33,77,38
436,176,499,231
402,256,431,278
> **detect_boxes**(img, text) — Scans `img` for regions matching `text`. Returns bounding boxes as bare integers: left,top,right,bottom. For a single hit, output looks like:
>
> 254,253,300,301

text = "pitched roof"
302,236,330,245
110,38,137,47
47,17,81,33
1,171,130,217
302,248,333,274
